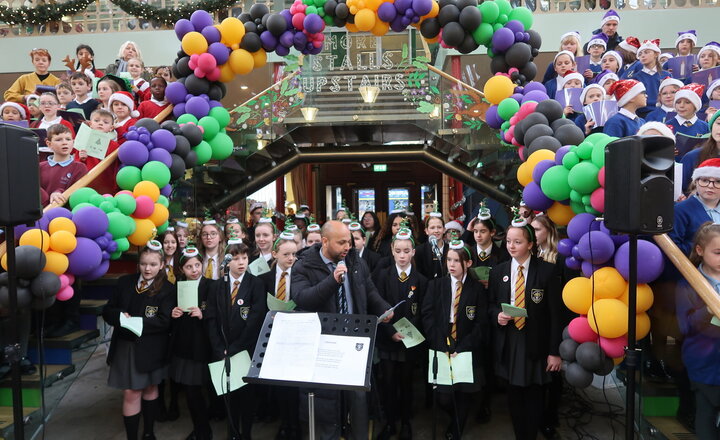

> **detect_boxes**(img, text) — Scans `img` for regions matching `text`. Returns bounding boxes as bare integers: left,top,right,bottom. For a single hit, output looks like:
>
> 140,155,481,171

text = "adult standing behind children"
4,49,61,103
105,41,150,80
583,10,623,53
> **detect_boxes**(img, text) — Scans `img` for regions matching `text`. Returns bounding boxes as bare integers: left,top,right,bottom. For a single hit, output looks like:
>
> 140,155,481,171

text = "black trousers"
508,384,543,440
436,390,472,439
227,384,255,440
692,381,720,440
542,372,563,427
379,359,414,425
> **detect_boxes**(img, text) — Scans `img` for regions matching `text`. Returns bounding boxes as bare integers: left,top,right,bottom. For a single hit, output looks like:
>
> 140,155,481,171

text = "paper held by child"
208,350,251,395
555,88,583,113
427,351,474,385
75,123,113,160
691,67,720,88
248,257,271,276
266,292,297,311
575,55,591,76
583,100,619,128
393,317,425,348
471,266,490,282
177,280,200,311
119,313,143,337
501,303,528,318
667,55,695,79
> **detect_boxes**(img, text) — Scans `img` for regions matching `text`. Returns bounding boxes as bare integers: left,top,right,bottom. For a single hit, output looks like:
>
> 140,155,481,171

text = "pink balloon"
66,273,75,285
598,166,605,187
56,285,74,301
59,274,70,289
188,54,200,70
198,53,217,72
518,146,525,161
193,67,206,78
206,67,221,82
133,195,155,219
510,115,518,125
599,335,627,358
116,190,133,197
292,13,305,30
590,188,605,213
511,137,521,147
568,316,598,343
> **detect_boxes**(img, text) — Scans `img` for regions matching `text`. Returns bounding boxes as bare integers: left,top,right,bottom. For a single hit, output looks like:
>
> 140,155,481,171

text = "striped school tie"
515,265,526,330
137,280,148,293
205,258,214,279
277,271,287,301
450,281,462,342
166,266,176,284
230,280,240,306
399,271,408,282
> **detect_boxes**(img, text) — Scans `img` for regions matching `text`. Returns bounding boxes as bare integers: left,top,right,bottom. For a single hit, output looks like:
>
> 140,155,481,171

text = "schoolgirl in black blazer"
467,205,510,280
421,240,487,440
488,214,562,440
415,213,449,281
103,241,174,440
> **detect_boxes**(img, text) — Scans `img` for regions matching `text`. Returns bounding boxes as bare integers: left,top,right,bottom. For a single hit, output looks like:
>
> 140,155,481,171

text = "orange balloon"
620,284,654,313
219,63,235,83
49,217,76,235
562,276,592,315
1,253,6,271
546,202,575,226
148,204,170,228
636,312,651,339
371,19,390,36
128,219,156,246
20,229,51,252
44,251,69,275
589,267,627,299
426,0,439,18
220,17,245,46
252,49,267,69
346,22,359,33
228,49,254,75
50,230,77,254
516,162,532,187
133,181,160,202
587,298,628,339
354,9,376,32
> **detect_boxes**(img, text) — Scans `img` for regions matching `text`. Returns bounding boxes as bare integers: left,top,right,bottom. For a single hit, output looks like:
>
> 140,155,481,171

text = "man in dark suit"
291,221,394,440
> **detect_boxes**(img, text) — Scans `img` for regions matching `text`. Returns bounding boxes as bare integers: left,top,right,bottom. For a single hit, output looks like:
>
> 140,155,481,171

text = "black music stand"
244,311,378,439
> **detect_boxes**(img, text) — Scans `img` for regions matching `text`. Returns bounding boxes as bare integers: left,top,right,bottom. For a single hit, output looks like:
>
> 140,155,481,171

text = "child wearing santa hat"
622,39,671,118
616,36,641,77
645,78,684,123
702,79,720,122
108,91,139,142
668,83,709,143
601,51,623,75
698,42,720,71
604,79,647,137
557,71,585,120
543,50,577,103
0,102,30,123
675,30,698,58
595,70,619,96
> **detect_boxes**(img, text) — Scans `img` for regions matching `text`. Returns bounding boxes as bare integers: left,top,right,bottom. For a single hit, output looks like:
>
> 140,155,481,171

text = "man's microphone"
429,235,442,259
337,260,346,283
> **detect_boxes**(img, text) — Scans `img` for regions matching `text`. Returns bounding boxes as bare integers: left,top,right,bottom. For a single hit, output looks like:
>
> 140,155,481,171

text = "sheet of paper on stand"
258,312,321,383
311,334,371,387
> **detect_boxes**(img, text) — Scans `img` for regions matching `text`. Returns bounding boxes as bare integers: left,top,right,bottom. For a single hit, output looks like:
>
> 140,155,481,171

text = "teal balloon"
306,5,318,14
492,23,503,32
576,141,593,160
209,106,231,128
69,187,99,209
89,194,105,207
498,98,520,120
508,6,533,30
589,134,614,167
487,48,495,57
157,195,169,208
495,0,512,16
71,202,94,214
199,116,220,140
568,161,600,194
177,114,198,125
210,133,234,160
114,193,136,216
141,161,171,188
99,201,116,214
562,151,580,170
110,250,123,260
194,141,212,165
479,1,499,23
116,166,142,191
324,15,334,25
540,165,571,201
585,205,601,215
472,22,494,45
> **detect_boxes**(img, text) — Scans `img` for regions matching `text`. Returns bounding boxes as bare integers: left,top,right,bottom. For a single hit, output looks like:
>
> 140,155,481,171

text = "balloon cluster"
484,80,549,139
0,249,61,311
559,327,616,389
377,0,436,34
286,1,327,54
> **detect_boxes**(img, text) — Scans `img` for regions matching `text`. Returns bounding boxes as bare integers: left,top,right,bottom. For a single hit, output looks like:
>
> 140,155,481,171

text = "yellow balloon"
48,217,76,235
354,9,376,31
128,219,156,246
44,251,69,275
589,267,627,299
228,49,254,75
133,181,160,202
365,0,382,10
50,230,77,254
636,312,651,339
346,22,359,33
562,276,592,315
349,5,358,14
371,19,389,36
219,63,235,83
221,17,245,46
587,298,628,339
516,162,533,187
1,253,6,271
181,31,209,56
483,75,515,105
620,284,654,313
526,149,555,171
148,203,170,228
20,229,51,252
547,202,574,226
252,49,267,69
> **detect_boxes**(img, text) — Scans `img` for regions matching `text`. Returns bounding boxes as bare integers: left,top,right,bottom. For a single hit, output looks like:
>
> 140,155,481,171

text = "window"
357,188,375,218
388,188,409,213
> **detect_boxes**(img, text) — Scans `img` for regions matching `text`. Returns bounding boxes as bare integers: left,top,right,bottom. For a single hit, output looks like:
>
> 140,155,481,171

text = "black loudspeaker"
0,124,42,226
605,135,675,234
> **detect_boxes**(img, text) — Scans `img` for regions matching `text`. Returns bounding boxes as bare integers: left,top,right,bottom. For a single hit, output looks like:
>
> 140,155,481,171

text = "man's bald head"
321,221,351,263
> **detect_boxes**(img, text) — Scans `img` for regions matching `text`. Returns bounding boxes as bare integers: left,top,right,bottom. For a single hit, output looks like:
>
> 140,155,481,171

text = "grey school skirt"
107,339,166,390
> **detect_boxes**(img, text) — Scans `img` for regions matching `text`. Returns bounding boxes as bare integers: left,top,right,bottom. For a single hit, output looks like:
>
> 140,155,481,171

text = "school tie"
277,271,287,301
230,280,240,306
166,266,176,284
450,281,462,342
684,120,693,127
399,271,408,282
137,280,148,293
331,263,348,314
205,258,214,279
515,265,526,330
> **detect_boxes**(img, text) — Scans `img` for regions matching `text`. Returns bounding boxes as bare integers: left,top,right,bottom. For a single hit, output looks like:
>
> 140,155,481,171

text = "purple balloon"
260,31,279,51
523,182,554,211
185,96,210,119
524,81,547,94
521,90,549,103
173,103,186,118
581,260,607,278
304,14,324,34
165,82,188,105
401,16,412,27
14,222,40,237
395,0,412,11
118,140,149,167
81,259,110,281
148,148,173,168
280,30,295,48
571,245,582,260
209,100,223,108
567,213,601,242
558,238,575,257
565,256,581,271
125,130,140,141
67,237,103,277
390,15,406,32
45,207,73,221
174,19,194,40
492,28,515,53
95,235,109,250
73,206,109,239
275,44,290,56
577,231,615,264
37,214,50,231
190,10,214,32
412,0,433,15
532,159,556,184
614,239,665,284
138,133,150,145
515,31,525,42
486,105,502,129
309,46,322,55
378,2,397,22
511,93,524,102
611,234,629,247
151,129,176,153
201,25,221,44
555,145,572,165
281,9,293,26
208,42,230,65
505,20,525,34
293,31,308,50
160,184,172,197
107,240,118,253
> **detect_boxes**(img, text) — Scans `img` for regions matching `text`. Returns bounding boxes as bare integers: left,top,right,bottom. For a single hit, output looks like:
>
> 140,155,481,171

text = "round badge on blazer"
503,275,509,283
237,298,244,306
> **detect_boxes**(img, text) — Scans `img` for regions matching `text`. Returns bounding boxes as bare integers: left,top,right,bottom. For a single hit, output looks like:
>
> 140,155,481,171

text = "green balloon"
314,0,324,6
69,187,99,209
302,0,312,4
115,193,136,216
306,5,318,15
585,205,601,215
125,216,136,236
116,166,142,191
107,212,129,238
591,142,605,167
324,15,334,25
497,14,508,24
199,116,220,140
209,107,231,128
576,141,593,160
569,189,583,203
540,165,571,201
177,114,198,125
492,23,503,32
568,161,600,194
581,195,591,205
194,141,212,165
141,161,171,188
498,98,520,120
110,250,123,260
508,6,533,30
116,237,130,253
570,201,586,214
99,201,116,214
157,195,169,208
562,151,580,170
495,0,512,16
487,48,495,57
71,202,94,214
89,194,106,207
479,2,499,23
472,22,494,45
210,133,234,160
157,221,169,235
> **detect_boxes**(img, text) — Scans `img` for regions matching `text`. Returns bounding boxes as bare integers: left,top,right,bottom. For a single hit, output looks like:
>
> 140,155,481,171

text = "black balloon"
161,120,180,132
208,84,224,102
250,3,269,19
528,135,562,154
535,99,564,122
562,325,571,340
244,21,257,34
439,0,457,8
420,18,441,39
505,43,531,68
595,356,615,376
18,278,30,287
335,3,349,18
185,74,210,96
180,124,203,147
566,362,593,388
174,135,191,157
324,0,337,16
0,272,6,286
31,272,60,298
458,34,479,54
559,338,579,362
1,285,33,308
520,61,537,82
551,118,575,131
576,342,606,372
554,124,585,146
239,12,251,23
170,154,186,181
15,245,45,279
441,22,465,48
175,56,192,78
523,123,553,147
456,0,478,8
241,32,262,52
490,54,509,75
527,29,542,50
458,5,481,31
32,295,55,311
333,17,347,27
134,118,161,133
531,48,540,57
184,149,198,168
266,13,287,36
437,4,460,26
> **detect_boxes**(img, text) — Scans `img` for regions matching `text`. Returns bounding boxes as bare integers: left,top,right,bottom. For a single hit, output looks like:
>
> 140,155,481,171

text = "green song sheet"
471,266,490,282
75,123,114,160
502,303,528,318
392,317,425,348
267,293,297,311
177,280,200,311
208,350,251,395
427,351,473,385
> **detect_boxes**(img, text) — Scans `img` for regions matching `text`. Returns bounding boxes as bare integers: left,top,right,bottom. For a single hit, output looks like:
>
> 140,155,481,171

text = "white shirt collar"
642,66,657,75
619,108,639,120
396,264,412,277
476,243,493,256
115,116,130,128
675,114,698,125
230,272,245,287
74,95,93,105
137,275,152,289
39,116,62,128
660,105,674,112
150,97,167,106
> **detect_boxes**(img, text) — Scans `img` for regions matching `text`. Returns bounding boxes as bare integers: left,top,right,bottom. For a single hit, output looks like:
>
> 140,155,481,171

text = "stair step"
31,329,99,350
645,416,695,440
0,364,75,390
79,299,107,316
0,405,39,438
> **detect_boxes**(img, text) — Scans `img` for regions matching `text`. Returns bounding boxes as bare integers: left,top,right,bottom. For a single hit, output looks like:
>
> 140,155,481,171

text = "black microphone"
337,260,346,283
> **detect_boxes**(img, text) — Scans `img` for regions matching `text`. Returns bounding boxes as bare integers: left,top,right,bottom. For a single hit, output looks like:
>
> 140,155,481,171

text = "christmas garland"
0,0,237,27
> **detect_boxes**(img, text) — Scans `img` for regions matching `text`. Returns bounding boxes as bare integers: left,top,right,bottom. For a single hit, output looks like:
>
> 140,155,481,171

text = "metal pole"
625,234,639,440
4,224,25,439
308,392,316,440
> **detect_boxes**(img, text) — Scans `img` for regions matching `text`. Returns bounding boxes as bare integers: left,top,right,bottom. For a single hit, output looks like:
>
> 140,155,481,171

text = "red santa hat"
692,158,720,181
637,122,675,141
108,91,139,118
618,36,641,54
558,70,584,89
609,79,646,107
638,39,661,54
0,102,30,121
674,83,705,111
